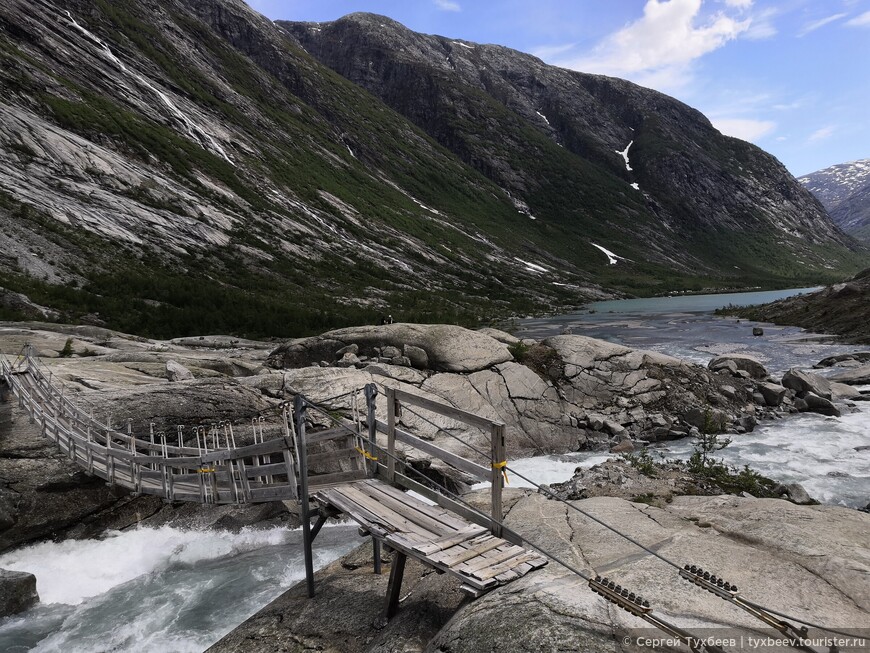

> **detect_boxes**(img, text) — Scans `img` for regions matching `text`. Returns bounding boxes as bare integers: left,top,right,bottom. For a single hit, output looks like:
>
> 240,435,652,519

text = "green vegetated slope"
0,0,864,340
729,268,870,344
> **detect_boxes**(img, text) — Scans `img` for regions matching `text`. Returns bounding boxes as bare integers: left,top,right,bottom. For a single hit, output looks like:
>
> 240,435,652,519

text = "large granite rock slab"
209,492,870,653
268,324,512,373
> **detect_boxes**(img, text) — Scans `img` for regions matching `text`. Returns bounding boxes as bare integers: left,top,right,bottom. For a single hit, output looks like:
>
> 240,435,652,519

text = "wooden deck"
315,478,547,596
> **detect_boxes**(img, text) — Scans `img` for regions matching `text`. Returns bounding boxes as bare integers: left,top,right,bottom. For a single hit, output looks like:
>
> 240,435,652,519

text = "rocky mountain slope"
799,159,870,242
733,267,870,344
0,1,863,340
282,13,863,289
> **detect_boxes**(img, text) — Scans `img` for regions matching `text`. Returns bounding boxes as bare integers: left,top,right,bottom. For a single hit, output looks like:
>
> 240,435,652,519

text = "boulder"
752,327,764,336
335,344,359,357
336,352,361,368
831,382,862,400
165,359,194,382
830,364,870,386
814,352,870,368
0,569,39,617
268,324,511,373
609,438,634,453
682,407,728,433
782,368,832,400
476,327,520,345
757,381,787,407
707,354,767,379
403,344,429,369
801,393,841,417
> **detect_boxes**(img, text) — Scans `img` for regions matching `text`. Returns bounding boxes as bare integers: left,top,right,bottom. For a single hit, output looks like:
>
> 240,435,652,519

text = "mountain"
0,1,863,339
798,159,870,243
281,13,864,285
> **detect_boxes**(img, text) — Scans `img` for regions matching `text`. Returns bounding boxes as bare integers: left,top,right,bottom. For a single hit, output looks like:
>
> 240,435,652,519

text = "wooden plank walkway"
315,478,548,595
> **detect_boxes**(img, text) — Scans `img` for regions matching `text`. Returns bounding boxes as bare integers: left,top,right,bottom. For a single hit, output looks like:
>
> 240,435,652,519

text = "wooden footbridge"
0,347,546,619
1,347,852,651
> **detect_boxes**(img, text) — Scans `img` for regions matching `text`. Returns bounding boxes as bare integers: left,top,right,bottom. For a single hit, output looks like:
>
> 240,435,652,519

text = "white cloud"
712,118,776,141
723,0,753,8
808,126,835,142
550,0,750,92
531,43,577,60
434,0,461,11
798,13,847,36
846,10,870,27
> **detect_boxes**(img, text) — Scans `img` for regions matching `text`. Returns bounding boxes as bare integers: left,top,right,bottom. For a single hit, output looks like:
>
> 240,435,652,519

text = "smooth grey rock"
793,397,809,412
707,354,768,379
830,364,870,386
682,407,728,433
335,343,359,357
381,346,401,359
782,368,832,400
391,355,411,367
0,569,39,617
165,359,194,382
270,324,511,373
710,359,739,375
336,352,361,368
757,381,787,407
403,344,429,369
802,393,841,417
476,327,519,345
831,382,862,400
777,483,815,505
752,326,764,336
737,415,757,432
814,352,870,368
609,438,634,453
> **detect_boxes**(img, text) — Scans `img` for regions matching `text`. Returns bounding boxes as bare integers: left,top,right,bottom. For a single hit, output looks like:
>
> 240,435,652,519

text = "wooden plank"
430,536,504,567
361,479,472,531
389,470,493,532
306,447,361,466
242,462,287,478
315,489,392,539
490,422,506,538
307,469,367,488
353,482,455,539
392,387,503,431
413,527,489,556
455,545,528,575
248,486,297,501
337,485,437,542
374,420,488,481
305,427,352,445
473,551,544,581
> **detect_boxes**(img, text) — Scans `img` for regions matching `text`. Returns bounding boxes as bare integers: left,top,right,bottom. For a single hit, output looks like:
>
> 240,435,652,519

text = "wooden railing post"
490,423,505,538
364,384,379,477
386,387,398,484
294,394,316,598
364,383,382,575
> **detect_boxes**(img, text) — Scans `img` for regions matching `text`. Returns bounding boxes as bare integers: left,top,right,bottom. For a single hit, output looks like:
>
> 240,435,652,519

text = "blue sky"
247,0,869,176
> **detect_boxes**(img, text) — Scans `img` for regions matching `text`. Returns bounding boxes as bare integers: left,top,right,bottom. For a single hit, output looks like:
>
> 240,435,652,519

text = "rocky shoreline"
1,320,869,648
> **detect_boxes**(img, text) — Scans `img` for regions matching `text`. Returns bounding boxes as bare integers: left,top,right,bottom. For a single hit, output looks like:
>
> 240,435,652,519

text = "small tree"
59,338,74,358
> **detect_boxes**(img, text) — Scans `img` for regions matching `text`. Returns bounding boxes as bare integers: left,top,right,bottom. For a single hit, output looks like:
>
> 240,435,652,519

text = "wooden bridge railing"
371,385,511,541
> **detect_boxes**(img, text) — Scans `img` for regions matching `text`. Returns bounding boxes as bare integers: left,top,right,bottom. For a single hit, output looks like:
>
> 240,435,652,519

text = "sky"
246,0,869,177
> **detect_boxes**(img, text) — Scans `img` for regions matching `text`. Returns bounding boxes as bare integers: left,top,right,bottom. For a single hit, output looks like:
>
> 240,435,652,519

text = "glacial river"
1,287,868,651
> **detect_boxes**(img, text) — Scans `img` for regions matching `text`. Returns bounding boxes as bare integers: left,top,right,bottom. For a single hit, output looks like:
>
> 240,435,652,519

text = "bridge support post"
364,383,382,575
294,395,316,598
382,550,407,622
0,378,11,441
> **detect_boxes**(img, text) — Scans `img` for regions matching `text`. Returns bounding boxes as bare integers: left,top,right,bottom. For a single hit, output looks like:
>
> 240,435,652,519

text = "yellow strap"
492,460,509,485
355,446,378,462
198,467,215,473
